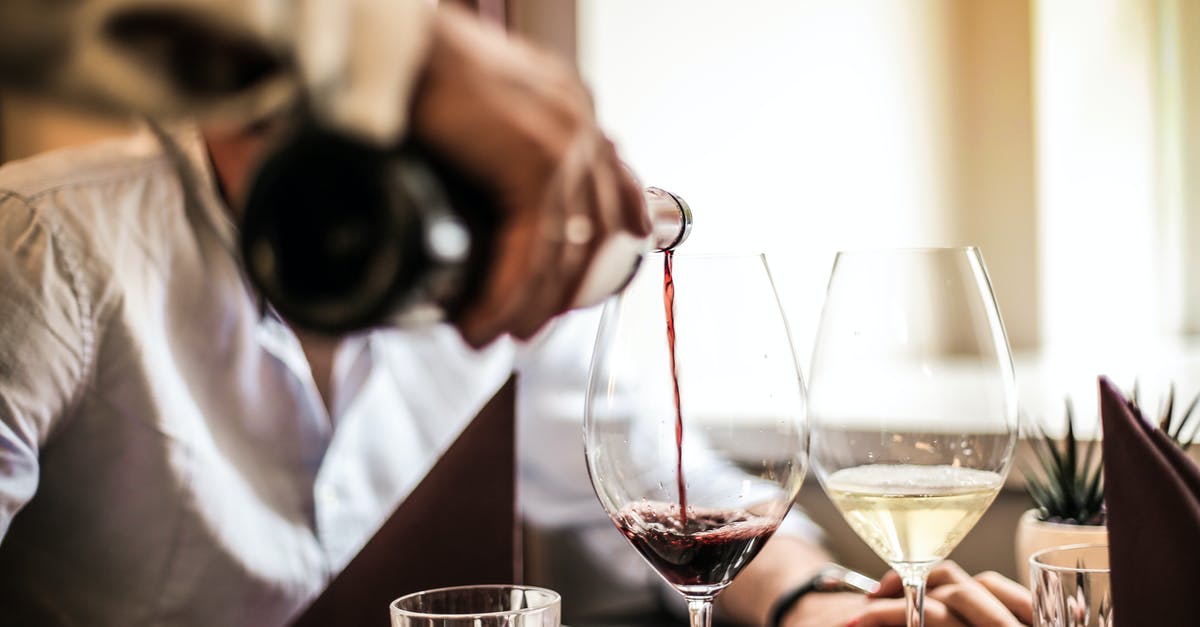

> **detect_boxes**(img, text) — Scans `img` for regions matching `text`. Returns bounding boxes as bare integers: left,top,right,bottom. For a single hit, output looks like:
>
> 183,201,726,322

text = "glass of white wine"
808,247,1018,627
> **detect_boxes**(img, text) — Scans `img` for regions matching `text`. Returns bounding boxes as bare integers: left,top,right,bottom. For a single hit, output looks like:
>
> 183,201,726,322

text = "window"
576,0,1200,431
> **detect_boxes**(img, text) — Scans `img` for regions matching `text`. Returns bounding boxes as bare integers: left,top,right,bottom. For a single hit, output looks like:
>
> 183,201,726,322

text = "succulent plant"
1021,400,1105,525
1131,382,1200,451
1022,383,1200,525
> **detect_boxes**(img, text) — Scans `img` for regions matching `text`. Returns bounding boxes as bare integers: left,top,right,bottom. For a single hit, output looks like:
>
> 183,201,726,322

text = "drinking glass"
1030,544,1112,627
389,585,561,627
585,253,807,627
808,247,1018,627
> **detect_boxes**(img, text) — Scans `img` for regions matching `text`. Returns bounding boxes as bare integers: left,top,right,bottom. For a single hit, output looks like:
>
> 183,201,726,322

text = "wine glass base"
891,560,939,582
672,583,728,599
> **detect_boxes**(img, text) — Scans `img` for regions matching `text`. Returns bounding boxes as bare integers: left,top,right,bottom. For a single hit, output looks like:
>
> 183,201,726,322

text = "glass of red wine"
584,253,807,627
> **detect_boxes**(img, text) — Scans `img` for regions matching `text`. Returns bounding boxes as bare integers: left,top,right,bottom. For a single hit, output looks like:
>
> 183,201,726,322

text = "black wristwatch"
767,564,879,627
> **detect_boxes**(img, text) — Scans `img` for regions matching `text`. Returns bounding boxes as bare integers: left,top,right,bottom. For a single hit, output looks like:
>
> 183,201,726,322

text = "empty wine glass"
390,585,561,627
1030,544,1113,627
584,253,807,627
808,247,1018,627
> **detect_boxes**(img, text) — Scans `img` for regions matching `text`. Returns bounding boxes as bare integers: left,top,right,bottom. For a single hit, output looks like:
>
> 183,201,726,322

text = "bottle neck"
646,187,693,251
566,187,692,310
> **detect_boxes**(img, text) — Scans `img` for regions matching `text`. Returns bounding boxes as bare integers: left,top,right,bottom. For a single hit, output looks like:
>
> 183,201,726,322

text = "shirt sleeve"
0,191,96,540
0,0,432,145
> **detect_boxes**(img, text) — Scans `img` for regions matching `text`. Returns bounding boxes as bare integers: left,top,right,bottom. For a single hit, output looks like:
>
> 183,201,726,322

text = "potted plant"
1014,385,1199,585
1014,400,1106,585
1132,383,1200,452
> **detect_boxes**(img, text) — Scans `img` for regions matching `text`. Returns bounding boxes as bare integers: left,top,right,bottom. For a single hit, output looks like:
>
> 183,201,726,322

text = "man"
0,2,1032,626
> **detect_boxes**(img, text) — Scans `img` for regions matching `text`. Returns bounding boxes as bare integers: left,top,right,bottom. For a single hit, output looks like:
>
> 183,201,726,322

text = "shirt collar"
150,119,378,425
147,120,241,256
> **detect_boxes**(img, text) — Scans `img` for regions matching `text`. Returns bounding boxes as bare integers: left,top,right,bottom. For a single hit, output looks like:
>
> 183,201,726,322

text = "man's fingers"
421,8,649,346
457,214,551,346
849,598,907,627
850,598,967,627
974,571,1033,625
555,148,617,308
605,140,650,237
508,140,619,339
870,571,903,598
458,144,622,344
871,561,972,599
929,583,1024,627
926,561,974,589
501,214,568,341
862,566,1030,627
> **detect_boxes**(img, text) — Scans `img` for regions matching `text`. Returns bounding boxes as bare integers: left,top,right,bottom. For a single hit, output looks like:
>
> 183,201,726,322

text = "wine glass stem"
903,575,927,627
685,596,714,627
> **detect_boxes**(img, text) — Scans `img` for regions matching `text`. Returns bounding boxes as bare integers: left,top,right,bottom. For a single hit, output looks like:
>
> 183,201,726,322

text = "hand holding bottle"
240,5,686,343
412,5,650,346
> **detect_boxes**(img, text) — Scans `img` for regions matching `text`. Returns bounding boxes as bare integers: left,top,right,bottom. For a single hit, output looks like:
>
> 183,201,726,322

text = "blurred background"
575,0,1200,430
1,0,1198,579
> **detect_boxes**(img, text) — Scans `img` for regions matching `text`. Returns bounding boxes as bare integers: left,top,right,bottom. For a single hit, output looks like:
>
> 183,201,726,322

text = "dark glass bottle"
239,126,691,334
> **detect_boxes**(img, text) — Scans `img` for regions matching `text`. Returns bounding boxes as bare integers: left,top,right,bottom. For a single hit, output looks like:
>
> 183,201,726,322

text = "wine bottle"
239,125,691,334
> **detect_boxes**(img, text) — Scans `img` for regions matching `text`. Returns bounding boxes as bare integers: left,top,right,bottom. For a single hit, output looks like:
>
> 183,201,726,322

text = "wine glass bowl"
584,253,807,623
808,247,1018,627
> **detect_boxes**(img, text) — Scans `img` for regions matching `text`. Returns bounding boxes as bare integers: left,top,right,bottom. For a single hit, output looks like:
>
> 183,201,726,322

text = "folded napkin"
292,379,520,627
1099,376,1200,625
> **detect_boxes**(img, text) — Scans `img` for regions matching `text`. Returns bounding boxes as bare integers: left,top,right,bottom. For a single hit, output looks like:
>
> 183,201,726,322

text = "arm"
717,534,871,627
0,0,429,144
0,191,96,540
723,554,1034,627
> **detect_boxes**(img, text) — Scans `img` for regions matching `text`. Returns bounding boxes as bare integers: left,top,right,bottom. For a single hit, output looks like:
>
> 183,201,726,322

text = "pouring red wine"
585,251,808,625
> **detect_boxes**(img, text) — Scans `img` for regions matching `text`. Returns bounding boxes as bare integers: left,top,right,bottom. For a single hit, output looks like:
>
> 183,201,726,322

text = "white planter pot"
1013,508,1108,587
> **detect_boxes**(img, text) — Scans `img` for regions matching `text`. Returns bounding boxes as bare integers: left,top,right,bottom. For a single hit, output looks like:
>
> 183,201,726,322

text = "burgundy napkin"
1099,376,1200,625
292,378,520,627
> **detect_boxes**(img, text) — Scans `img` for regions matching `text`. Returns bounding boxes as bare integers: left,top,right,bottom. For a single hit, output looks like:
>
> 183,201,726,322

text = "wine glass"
808,247,1018,627
584,253,807,627
390,585,561,627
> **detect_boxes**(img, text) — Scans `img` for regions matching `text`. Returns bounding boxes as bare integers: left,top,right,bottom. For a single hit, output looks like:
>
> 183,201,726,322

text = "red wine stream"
613,253,779,589
663,251,686,527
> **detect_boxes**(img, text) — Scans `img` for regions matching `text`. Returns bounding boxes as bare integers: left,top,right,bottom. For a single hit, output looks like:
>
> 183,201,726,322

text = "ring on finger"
563,214,594,245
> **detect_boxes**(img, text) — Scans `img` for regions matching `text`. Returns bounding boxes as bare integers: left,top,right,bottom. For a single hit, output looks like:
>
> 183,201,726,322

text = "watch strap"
767,564,879,627
767,578,819,627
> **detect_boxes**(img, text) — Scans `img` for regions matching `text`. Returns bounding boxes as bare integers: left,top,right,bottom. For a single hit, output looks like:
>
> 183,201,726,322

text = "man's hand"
848,562,1033,627
412,5,649,347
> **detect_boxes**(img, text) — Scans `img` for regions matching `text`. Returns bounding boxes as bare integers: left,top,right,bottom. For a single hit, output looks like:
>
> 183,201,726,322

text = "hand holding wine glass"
850,563,1032,627
585,253,807,627
808,248,1018,627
